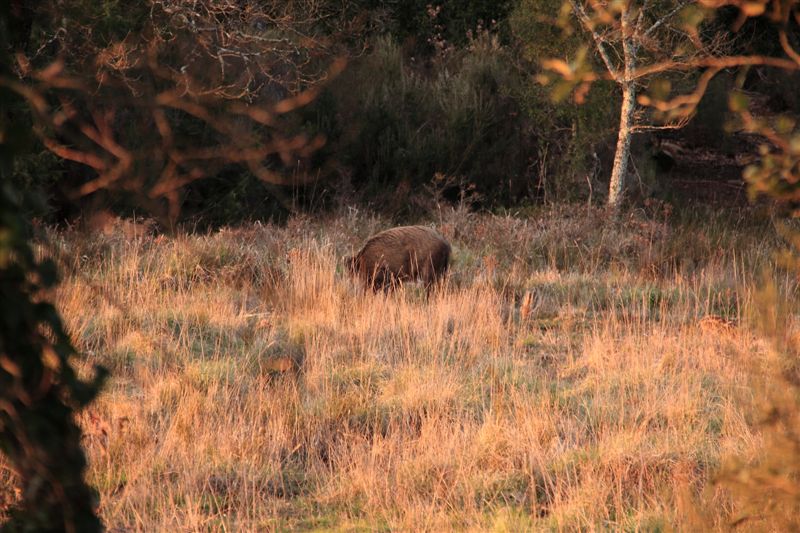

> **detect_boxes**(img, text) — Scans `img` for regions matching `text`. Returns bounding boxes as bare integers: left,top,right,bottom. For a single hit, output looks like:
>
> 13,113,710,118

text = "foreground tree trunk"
1,8,106,531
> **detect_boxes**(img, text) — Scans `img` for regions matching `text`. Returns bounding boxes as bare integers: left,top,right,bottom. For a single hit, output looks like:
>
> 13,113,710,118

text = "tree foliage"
1,4,106,530
15,1,356,224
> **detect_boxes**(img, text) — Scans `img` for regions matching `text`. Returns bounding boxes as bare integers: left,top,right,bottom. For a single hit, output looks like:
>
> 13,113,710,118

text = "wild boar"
345,225,451,292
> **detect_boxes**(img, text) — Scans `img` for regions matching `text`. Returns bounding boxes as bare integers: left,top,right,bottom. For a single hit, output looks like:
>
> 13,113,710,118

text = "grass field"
6,205,798,531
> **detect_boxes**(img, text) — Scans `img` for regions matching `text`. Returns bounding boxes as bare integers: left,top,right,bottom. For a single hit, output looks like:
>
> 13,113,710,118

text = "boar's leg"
369,267,395,293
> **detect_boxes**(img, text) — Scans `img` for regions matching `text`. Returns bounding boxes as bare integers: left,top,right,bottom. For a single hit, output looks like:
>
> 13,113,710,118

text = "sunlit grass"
6,206,793,530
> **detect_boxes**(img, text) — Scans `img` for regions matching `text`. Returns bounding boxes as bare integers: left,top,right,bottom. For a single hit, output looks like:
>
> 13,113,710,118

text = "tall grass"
1,206,791,530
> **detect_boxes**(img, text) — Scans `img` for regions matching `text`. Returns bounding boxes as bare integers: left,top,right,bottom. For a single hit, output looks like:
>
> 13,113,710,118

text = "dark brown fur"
345,226,451,292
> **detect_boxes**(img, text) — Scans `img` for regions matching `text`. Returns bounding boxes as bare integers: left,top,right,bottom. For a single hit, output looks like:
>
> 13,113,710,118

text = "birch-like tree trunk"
565,1,698,214
608,81,635,209
607,6,637,212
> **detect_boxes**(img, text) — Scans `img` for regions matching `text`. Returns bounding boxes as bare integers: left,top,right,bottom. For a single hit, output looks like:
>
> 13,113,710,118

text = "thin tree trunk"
607,80,635,210
607,6,637,214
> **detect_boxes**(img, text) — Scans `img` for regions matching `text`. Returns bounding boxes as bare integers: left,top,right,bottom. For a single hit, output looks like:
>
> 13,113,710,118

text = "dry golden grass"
5,206,796,531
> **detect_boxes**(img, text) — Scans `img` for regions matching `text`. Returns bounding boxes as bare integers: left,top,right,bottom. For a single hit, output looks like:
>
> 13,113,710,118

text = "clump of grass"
703,273,800,530
0,207,790,530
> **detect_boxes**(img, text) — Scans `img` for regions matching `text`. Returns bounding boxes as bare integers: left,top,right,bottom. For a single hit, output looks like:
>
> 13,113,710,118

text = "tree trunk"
607,80,635,211
607,7,637,214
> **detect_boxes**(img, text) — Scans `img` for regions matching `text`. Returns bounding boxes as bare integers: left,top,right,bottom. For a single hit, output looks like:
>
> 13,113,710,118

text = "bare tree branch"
638,66,722,113
644,1,694,38
569,0,622,80
0,0,363,224
779,29,800,65
633,54,800,79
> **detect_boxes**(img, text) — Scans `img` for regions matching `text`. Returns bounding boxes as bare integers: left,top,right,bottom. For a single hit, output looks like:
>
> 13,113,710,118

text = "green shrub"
510,0,618,202
318,35,535,209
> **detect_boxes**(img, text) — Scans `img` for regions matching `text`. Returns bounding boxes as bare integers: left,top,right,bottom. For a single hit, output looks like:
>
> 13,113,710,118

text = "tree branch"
779,29,800,65
635,0,651,35
632,54,800,79
569,0,622,81
630,119,691,132
638,66,721,114
644,1,693,38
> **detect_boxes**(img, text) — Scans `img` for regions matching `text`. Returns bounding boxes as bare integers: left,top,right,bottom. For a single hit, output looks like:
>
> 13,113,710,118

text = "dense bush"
316,35,535,210
378,0,516,51
510,0,619,201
